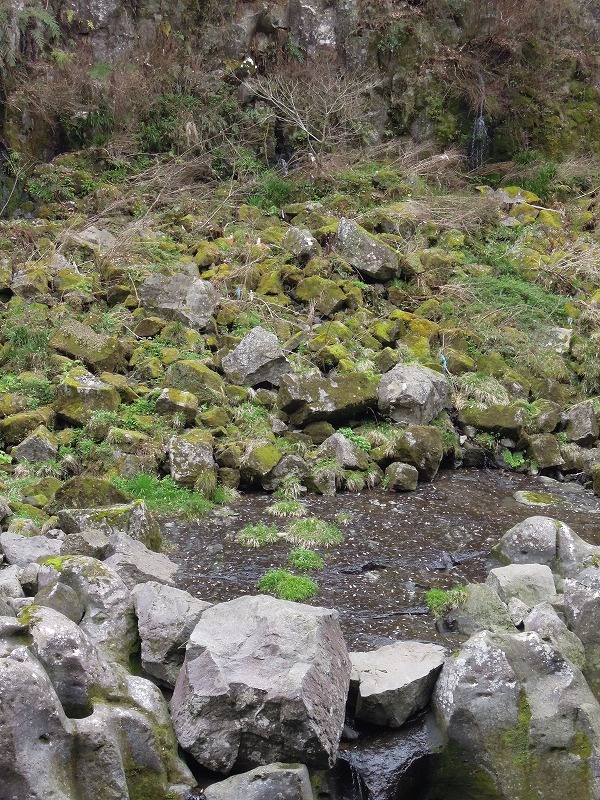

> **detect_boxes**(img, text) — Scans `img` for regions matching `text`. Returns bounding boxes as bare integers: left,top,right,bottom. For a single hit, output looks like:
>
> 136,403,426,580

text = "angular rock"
171,594,351,773
525,433,564,469
283,226,321,261
563,401,599,446
384,462,419,491
278,372,378,425
432,630,600,800
49,319,127,373
34,581,85,623
458,403,527,438
155,387,199,423
140,272,218,330
0,531,61,567
53,476,130,509
169,429,216,488
104,532,178,589
11,425,58,463
57,500,161,552
60,529,110,560
336,218,399,281
0,565,25,599
204,763,315,800
494,515,600,578
55,369,121,425
564,568,600,695
295,276,346,316
132,581,211,687
392,425,444,481
350,641,446,727
222,326,291,386
164,359,225,403
445,582,515,635
0,408,53,445
486,563,557,608
25,605,118,716
377,365,450,425
318,431,369,470
523,601,585,669
69,225,117,250
0,648,75,800
49,556,137,665
261,454,308,491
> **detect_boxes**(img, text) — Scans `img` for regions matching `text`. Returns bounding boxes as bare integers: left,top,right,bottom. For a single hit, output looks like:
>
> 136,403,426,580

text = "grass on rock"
111,473,212,517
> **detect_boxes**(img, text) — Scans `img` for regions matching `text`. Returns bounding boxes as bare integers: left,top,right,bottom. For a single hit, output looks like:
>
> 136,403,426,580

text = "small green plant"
273,476,304,500
212,485,241,505
235,522,280,548
425,585,468,617
284,517,343,548
338,427,372,452
287,548,324,572
257,569,317,602
502,449,526,468
0,452,11,465
266,499,307,518
111,474,212,517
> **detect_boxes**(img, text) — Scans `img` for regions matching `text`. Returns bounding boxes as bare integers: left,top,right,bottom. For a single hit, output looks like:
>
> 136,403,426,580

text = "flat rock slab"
171,594,351,773
350,641,446,727
0,531,61,567
203,763,314,800
486,563,557,608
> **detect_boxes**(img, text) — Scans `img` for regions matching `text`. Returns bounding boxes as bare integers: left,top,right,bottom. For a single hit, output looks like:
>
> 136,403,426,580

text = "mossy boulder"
525,434,565,469
0,408,54,446
49,320,127,373
592,464,600,497
335,218,399,281
459,404,527,439
240,443,282,485
169,429,216,488
384,462,419,491
156,387,199,424
164,360,225,404
55,370,121,426
11,425,58,463
57,501,161,552
278,373,379,426
52,477,131,510
294,276,346,316
0,393,28,418
393,425,444,481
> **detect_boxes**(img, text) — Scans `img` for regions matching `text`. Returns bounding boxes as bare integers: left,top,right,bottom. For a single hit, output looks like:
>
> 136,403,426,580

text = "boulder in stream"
203,762,314,800
170,594,351,773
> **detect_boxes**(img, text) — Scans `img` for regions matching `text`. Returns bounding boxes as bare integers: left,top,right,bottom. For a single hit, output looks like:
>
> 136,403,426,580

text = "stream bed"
164,468,600,799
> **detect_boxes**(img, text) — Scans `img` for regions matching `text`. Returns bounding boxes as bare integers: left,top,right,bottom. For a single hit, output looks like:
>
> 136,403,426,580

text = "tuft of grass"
235,522,281,548
111,474,212,517
266,499,307,518
273,476,304,500
425,585,467,617
287,548,325,572
284,516,344,548
257,569,317,602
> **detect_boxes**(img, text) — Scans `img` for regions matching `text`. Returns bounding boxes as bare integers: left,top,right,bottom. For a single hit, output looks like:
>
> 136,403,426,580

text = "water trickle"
469,74,489,168
350,763,366,800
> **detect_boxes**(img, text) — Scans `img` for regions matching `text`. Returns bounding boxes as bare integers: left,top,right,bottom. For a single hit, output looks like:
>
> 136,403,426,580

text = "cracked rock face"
377,364,451,425
170,594,351,773
221,326,291,387
140,273,218,331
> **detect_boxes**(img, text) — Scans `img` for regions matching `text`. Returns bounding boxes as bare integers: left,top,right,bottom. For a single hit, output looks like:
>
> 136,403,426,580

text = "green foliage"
136,93,202,153
338,427,372,452
287,547,324,572
502,449,526,468
425,585,467,617
266,499,307,518
248,171,292,213
235,522,280,548
0,374,53,408
257,569,317,602
0,0,60,76
111,474,212,517
273,476,304,500
284,517,343,548
2,325,50,370
0,451,11,465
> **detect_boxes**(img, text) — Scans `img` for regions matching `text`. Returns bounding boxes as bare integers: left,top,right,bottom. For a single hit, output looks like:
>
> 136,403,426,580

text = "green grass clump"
111,474,212,517
284,516,344,548
266,499,307,518
257,569,317,602
425,585,467,617
287,548,325,572
236,522,280,548
338,427,372,452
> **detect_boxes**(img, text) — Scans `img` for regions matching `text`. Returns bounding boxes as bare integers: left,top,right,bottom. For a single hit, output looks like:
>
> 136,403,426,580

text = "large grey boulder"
204,763,315,800
104,533,179,589
563,401,599,446
0,530,62,566
485,563,557,608
277,372,378,425
432,630,600,800
565,568,600,695
335,218,399,281
132,581,211,687
523,601,585,669
318,431,369,469
222,326,291,386
45,555,137,665
34,581,85,623
349,641,446,727
57,500,161,552
168,430,216,488
283,226,321,261
140,272,217,330
377,365,450,425
0,564,25,599
25,605,119,717
445,582,515,635
261,454,309,491
171,595,351,773
383,461,419,491
0,648,75,800
494,516,600,578
11,425,58,463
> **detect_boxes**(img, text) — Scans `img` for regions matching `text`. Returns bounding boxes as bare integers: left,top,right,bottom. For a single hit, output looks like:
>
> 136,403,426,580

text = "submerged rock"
171,594,351,773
